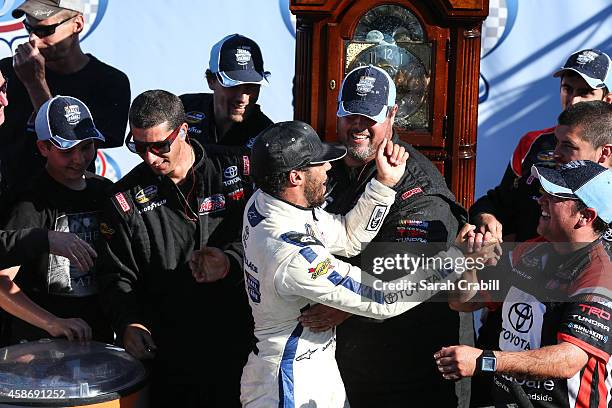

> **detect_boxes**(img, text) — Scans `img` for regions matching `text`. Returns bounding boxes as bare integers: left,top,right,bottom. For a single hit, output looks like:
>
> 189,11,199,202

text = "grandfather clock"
290,0,488,207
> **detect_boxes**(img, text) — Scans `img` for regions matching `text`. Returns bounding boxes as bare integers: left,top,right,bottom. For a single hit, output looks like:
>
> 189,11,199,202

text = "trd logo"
578,304,611,321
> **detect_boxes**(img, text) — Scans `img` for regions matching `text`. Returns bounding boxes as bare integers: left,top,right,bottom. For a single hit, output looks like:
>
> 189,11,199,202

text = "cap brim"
531,165,577,199
552,68,606,89
217,70,270,87
574,170,612,224
12,1,63,18
337,100,387,123
51,128,105,150
309,143,347,165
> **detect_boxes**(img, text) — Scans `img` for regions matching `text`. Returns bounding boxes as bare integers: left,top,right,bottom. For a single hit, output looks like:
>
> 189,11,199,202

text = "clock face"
353,4,425,44
347,44,430,128
346,4,430,130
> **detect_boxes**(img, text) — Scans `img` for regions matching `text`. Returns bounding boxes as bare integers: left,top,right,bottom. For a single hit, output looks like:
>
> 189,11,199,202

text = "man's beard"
229,113,246,123
345,143,376,163
304,176,326,208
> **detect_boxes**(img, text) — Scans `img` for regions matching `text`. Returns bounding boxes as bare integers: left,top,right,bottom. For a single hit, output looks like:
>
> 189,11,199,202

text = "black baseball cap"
35,95,104,149
553,49,611,90
13,0,84,19
251,121,346,179
337,64,397,123
532,160,612,224
209,34,270,87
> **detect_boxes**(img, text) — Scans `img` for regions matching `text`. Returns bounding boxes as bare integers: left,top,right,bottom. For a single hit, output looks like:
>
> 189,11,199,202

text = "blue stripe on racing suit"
327,271,385,304
278,323,304,408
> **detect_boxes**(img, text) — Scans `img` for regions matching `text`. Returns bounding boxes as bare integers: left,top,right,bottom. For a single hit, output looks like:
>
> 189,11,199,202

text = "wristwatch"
478,350,497,374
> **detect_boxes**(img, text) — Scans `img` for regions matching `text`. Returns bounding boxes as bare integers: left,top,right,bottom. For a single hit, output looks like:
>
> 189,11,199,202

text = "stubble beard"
304,177,326,208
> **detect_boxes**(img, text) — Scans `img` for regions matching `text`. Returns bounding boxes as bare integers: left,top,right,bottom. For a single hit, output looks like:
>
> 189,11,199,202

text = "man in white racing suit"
240,121,490,407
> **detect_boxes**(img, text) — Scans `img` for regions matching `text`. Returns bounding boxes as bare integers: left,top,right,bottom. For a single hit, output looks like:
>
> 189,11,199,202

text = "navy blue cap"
209,34,270,87
532,160,612,223
553,49,611,90
35,95,104,149
337,65,396,123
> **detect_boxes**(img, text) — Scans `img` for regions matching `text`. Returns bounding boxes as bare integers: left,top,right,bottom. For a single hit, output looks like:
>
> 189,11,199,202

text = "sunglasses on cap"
22,16,74,38
125,125,183,155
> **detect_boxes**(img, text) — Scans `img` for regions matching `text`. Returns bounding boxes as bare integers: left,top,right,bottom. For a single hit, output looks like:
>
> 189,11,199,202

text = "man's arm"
277,227,494,320
437,294,612,380
97,195,155,359
0,228,48,268
434,342,588,380
0,266,92,341
13,40,52,112
319,139,408,257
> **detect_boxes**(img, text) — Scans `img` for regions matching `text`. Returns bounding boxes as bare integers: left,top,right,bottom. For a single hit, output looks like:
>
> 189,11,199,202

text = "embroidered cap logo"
64,104,81,125
576,51,599,65
356,76,376,97
235,48,252,66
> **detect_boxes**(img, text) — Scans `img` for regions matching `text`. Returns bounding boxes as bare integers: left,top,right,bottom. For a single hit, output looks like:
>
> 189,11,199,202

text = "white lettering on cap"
64,105,81,125
356,76,376,96
576,51,599,65
235,48,252,66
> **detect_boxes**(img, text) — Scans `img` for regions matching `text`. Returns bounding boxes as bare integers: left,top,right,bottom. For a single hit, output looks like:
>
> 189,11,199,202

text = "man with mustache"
300,65,469,407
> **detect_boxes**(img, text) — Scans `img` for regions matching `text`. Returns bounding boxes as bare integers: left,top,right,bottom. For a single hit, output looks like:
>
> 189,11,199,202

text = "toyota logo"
508,302,534,333
224,166,238,179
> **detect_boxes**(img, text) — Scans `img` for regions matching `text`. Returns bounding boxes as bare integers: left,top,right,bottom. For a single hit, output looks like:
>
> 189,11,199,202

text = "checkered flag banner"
481,0,508,58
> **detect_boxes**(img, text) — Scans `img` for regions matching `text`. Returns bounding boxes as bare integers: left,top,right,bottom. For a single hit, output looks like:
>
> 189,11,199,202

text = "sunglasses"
23,16,74,38
126,125,183,155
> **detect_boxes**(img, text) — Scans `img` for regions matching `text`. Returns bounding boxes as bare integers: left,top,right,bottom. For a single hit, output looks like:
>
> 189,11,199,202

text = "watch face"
347,44,430,128
482,356,497,372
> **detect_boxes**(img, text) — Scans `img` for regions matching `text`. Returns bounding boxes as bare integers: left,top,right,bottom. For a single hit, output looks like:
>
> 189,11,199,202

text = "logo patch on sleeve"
199,194,226,214
308,258,333,280
114,192,130,212
280,232,324,248
401,187,423,200
247,203,265,227
366,205,388,231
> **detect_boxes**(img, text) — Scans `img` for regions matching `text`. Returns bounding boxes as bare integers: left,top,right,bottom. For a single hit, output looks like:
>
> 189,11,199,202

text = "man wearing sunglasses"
98,90,252,408
0,95,112,345
0,0,130,206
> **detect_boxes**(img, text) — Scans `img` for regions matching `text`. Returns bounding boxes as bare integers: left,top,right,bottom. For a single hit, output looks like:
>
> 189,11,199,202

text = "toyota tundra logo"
224,166,238,179
508,302,533,333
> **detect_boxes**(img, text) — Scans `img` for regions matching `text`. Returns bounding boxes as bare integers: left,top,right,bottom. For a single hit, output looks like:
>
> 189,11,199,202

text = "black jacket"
0,55,130,204
325,134,467,405
470,127,557,241
0,228,48,269
98,140,252,380
180,92,272,157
